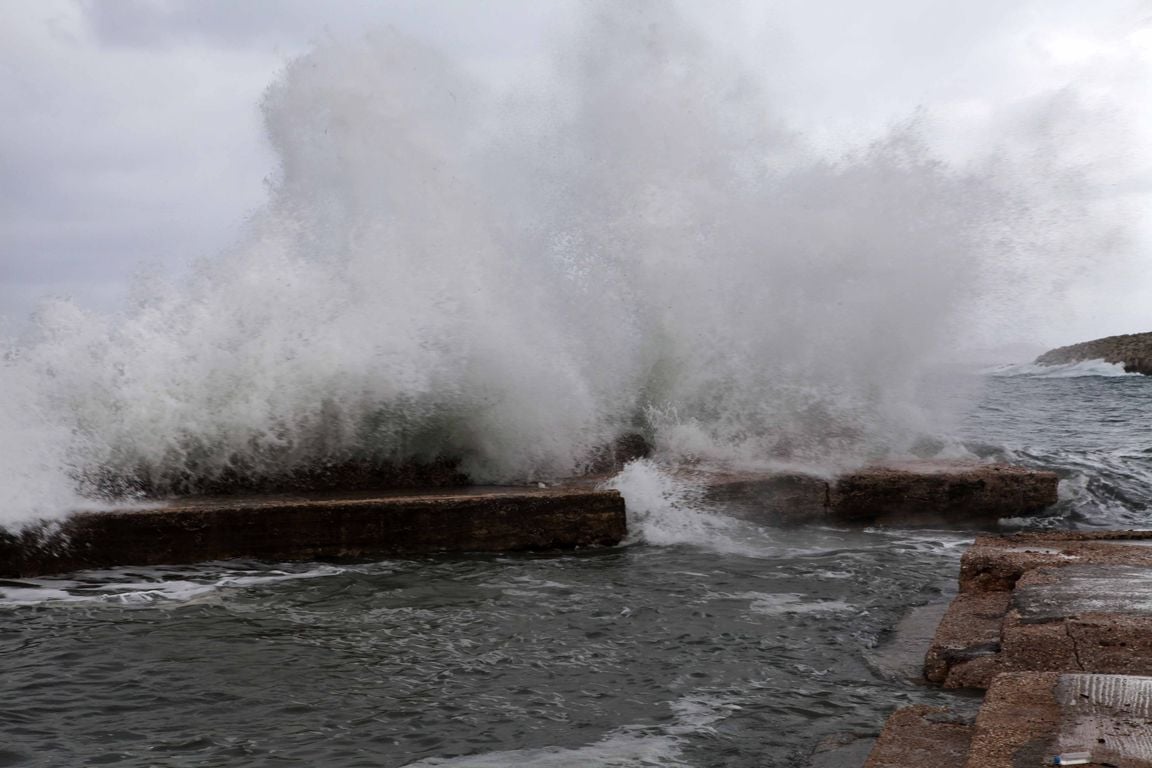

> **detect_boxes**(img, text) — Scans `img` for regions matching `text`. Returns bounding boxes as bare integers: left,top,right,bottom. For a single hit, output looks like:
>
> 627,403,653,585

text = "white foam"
985,359,1137,378
402,693,740,767
0,5,1122,524
603,460,766,553
712,590,855,615
0,565,344,607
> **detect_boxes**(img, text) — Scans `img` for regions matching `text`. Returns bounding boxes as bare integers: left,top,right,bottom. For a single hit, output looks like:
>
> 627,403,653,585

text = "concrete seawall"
0,460,1059,579
0,487,627,578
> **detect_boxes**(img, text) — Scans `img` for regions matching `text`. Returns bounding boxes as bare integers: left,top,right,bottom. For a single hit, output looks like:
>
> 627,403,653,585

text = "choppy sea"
2,365,1148,767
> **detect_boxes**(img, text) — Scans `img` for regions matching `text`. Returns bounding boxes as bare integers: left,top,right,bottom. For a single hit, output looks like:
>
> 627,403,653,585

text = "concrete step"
928,533,1152,687
966,672,1152,768
868,672,1152,768
863,705,976,768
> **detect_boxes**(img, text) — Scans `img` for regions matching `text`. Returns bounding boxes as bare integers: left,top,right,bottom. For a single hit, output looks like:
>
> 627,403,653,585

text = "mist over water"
0,3,1126,525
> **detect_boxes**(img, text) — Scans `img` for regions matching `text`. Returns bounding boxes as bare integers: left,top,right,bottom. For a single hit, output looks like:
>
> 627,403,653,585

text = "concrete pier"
869,673,1152,768
700,460,1058,527
926,531,1152,688
0,487,627,578
0,460,1058,578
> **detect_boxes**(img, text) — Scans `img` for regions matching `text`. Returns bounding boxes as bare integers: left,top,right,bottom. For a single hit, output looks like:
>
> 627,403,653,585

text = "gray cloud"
1,0,1149,342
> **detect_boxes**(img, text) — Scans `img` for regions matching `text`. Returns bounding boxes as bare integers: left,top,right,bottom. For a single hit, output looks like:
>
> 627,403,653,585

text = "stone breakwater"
0,461,1058,578
1035,331,1152,375
865,530,1152,768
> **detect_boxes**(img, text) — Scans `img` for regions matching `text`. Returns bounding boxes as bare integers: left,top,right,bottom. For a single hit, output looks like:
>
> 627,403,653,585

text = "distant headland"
1035,331,1152,375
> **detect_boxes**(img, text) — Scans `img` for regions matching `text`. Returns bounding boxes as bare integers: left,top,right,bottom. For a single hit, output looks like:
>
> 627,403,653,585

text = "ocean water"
2,366,1148,768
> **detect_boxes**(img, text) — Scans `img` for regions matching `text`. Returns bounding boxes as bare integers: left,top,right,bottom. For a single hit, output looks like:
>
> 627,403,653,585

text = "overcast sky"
2,0,1150,347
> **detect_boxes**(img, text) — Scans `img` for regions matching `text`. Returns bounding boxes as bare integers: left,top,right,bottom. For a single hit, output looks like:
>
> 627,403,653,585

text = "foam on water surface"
0,564,346,607
986,359,1138,378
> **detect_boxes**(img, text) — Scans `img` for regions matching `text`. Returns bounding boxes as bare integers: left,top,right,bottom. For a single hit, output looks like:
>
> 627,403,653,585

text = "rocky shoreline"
1036,331,1152,375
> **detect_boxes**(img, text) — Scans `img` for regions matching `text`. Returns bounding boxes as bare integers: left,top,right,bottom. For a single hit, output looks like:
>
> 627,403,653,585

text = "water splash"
601,459,739,548
0,3,1122,525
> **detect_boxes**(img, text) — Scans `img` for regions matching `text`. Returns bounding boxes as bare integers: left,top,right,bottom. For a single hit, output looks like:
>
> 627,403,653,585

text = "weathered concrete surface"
0,487,627,578
928,532,1152,687
863,705,976,768
699,461,1058,527
924,592,1010,687
1001,565,1152,677
959,531,1152,593
963,672,1062,768
1036,330,1152,375
871,673,1152,768
1054,673,1152,766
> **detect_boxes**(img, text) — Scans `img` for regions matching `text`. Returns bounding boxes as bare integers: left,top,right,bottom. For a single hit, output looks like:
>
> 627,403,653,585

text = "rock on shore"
1035,331,1152,375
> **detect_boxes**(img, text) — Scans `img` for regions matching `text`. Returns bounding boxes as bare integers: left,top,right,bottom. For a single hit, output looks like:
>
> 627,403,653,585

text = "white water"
0,2,1127,526
986,359,1138,378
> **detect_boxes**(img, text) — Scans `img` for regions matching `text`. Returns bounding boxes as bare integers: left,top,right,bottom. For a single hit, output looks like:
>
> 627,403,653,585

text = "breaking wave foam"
0,3,1123,525
985,360,1137,378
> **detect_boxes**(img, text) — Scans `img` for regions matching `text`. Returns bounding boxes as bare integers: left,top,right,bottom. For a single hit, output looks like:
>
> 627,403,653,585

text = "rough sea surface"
1,368,1148,767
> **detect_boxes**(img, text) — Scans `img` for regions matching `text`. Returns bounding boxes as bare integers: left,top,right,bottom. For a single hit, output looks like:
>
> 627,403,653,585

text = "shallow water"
2,369,1149,767
2,529,970,767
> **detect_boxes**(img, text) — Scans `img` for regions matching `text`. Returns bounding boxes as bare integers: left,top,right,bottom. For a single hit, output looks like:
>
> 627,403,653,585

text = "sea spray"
603,459,719,547
0,2,1122,525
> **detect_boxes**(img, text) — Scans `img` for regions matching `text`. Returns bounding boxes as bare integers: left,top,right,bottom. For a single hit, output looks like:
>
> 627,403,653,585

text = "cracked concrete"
927,533,1152,687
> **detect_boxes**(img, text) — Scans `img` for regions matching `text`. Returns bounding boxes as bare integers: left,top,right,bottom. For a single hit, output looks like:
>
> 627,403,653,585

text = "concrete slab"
960,532,1152,594
698,461,1058,527
1015,565,1152,620
874,673,1152,768
999,566,1152,678
830,462,1058,527
0,460,1057,577
929,534,1152,687
925,592,1010,688
1054,674,1152,766
863,705,976,768
963,672,1063,768
0,486,627,578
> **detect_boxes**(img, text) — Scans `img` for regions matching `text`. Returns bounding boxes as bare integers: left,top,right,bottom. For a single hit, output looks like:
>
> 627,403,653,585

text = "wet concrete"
871,671,1152,768
928,532,1152,688
924,591,1010,687
960,531,1152,593
1015,564,1152,620
1055,674,1152,766
965,673,1152,768
0,486,627,578
863,705,976,768
1,460,1057,578
700,461,1058,527
868,599,953,682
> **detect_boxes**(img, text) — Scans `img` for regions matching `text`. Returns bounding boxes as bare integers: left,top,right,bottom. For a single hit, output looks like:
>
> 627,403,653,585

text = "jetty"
1,459,1057,578
865,530,1152,768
